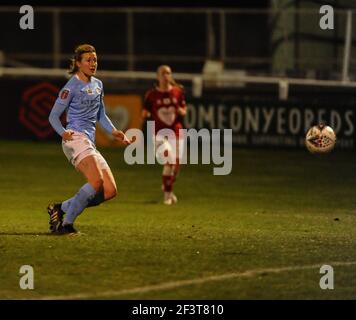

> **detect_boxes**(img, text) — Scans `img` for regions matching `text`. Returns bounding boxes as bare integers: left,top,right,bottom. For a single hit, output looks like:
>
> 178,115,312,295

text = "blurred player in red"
142,65,187,205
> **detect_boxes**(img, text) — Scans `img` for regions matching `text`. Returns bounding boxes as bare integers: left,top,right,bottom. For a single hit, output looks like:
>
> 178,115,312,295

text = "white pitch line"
36,261,356,300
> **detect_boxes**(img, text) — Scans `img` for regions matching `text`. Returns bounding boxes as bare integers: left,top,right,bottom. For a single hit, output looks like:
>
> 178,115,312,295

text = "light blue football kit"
49,75,115,226
49,75,114,142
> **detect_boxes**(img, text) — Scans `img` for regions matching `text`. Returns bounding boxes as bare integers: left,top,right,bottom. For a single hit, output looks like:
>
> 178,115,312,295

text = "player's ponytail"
68,44,96,75
169,77,184,90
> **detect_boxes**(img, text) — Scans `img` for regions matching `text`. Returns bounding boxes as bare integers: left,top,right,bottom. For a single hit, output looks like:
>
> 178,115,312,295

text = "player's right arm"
142,109,151,119
142,90,152,119
49,87,74,141
177,87,187,117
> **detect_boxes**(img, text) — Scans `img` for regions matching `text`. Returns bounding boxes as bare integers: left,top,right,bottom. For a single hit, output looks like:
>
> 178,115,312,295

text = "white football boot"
170,193,178,204
164,192,173,205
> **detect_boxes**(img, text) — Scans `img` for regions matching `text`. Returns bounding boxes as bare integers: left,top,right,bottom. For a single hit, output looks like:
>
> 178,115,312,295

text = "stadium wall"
1,76,356,149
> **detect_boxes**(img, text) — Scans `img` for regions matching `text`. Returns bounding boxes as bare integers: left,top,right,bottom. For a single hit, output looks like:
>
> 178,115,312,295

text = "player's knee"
105,186,117,200
109,187,117,199
91,177,104,191
163,164,173,176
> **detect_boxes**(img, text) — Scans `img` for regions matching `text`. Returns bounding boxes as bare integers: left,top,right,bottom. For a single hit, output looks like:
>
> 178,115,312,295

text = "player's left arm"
97,90,132,145
177,90,187,117
142,90,152,119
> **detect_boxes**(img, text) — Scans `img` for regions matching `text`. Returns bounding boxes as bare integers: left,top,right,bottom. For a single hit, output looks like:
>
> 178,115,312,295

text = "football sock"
162,175,173,192
172,162,180,183
164,191,173,202
86,190,105,207
61,183,97,225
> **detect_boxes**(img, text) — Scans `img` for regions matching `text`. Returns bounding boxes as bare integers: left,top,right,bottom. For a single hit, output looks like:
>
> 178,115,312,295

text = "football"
305,124,336,154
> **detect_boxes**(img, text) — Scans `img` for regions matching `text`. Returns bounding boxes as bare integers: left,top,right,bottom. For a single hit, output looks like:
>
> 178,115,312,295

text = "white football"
305,124,336,154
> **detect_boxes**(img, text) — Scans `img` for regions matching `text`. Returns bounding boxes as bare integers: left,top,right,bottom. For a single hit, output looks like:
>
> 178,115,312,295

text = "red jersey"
144,86,187,136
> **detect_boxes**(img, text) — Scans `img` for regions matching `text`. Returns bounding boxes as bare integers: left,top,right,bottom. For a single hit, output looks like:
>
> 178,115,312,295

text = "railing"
0,6,355,77
1,5,356,99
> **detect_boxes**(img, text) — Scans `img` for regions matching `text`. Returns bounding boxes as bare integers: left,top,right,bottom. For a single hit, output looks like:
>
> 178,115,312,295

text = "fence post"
206,10,215,59
342,10,352,82
219,10,226,66
53,9,61,69
127,10,134,71
0,50,4,67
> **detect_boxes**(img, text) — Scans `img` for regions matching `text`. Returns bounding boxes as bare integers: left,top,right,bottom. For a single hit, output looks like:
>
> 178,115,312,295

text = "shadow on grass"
119,200,160,204
0,232,52,236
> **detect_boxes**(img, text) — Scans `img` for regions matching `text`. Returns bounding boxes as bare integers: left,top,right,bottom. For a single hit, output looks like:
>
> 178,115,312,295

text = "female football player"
48,44,131,234
142,65,187,205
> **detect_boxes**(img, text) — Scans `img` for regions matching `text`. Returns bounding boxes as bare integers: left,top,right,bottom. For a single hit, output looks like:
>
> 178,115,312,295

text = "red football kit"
143,86,187,137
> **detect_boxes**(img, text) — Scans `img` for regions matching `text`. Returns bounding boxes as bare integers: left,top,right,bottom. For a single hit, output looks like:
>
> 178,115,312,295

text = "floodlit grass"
0,140,355,299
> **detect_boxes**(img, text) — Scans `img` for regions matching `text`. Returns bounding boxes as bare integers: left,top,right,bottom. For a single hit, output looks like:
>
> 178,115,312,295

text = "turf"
0,140,356,299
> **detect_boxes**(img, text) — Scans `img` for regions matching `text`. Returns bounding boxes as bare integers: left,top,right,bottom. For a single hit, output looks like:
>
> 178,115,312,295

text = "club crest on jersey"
163,98,171,105
60,89,70,100
96,87,101,94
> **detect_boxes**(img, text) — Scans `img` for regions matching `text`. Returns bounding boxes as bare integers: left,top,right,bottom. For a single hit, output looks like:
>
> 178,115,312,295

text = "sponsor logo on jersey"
163,98,171,105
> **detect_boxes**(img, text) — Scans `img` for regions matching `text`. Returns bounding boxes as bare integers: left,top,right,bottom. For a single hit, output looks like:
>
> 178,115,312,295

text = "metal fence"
0,6,355,81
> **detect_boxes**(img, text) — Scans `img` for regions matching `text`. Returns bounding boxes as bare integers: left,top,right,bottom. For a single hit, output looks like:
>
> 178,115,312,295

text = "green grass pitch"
0,140,356,299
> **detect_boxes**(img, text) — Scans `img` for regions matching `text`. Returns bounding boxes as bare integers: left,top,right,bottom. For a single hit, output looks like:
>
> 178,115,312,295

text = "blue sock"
87,190,105,207
61,198,72,214
62,190,105,211
62,183,97,225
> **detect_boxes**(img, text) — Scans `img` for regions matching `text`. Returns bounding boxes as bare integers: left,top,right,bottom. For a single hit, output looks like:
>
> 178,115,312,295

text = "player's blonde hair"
68,44,96,75
157,65,184,89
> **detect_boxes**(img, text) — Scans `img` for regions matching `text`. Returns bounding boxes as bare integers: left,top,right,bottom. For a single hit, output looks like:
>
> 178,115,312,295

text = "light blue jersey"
49,75,115,143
